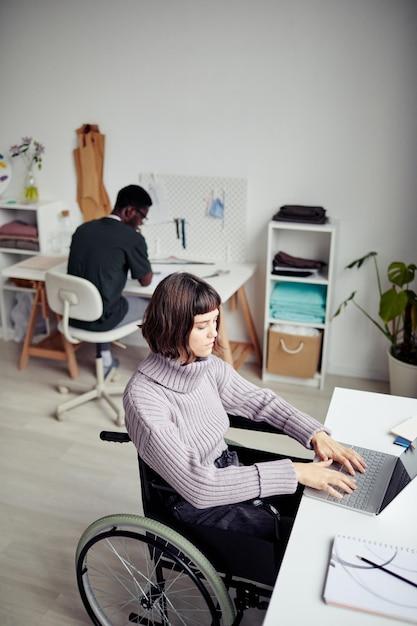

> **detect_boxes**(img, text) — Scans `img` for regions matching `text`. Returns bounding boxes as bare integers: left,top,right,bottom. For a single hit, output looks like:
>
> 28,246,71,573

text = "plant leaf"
388,262,417,288
379,287,407,323
332,292,356,318
345,251,377,270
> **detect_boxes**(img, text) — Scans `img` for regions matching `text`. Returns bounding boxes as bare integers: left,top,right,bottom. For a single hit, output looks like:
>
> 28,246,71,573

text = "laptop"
304,442,417,515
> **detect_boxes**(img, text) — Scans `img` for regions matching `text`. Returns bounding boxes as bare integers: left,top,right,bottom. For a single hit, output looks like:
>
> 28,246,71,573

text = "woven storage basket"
267,328,322,378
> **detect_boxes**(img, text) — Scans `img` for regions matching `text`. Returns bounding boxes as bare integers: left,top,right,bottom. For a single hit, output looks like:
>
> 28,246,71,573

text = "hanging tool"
202,269,230,279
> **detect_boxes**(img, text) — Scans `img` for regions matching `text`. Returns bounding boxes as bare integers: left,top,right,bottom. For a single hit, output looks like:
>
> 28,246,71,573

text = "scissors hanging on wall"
174,218,187,249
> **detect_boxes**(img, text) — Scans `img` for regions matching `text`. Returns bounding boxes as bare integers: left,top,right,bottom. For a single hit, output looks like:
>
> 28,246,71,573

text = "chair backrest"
45,270,103,321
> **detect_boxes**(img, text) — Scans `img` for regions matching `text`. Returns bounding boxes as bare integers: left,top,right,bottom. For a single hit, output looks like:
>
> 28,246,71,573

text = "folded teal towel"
269,282,327,323
270,282,326,306
269,307,325,323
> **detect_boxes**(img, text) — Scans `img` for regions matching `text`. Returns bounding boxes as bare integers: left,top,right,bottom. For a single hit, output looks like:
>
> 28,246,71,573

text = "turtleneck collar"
138,352,210,393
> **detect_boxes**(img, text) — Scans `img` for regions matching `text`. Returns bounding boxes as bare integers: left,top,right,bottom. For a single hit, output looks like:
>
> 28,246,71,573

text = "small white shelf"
0,198,67,338
262,219,337,389
269,271,329,284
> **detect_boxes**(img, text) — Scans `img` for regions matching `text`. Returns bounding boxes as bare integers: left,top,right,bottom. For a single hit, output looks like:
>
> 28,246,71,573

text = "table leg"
218,304,234,366
19,282,43,370
18,282,80,378
220,286,262,370
236,286,262,365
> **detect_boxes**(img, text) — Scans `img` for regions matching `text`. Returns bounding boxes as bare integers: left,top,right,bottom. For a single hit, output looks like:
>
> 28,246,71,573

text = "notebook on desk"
304,442,417,515
323,535,417,623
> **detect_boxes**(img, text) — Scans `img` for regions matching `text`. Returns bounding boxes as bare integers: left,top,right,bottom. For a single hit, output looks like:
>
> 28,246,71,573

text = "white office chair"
45,270,142,425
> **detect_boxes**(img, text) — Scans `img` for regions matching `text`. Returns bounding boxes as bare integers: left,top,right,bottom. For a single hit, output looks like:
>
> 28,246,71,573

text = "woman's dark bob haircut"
141,272,222,363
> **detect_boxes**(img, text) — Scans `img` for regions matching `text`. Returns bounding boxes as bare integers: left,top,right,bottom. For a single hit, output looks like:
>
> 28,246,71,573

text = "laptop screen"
380,445,417,512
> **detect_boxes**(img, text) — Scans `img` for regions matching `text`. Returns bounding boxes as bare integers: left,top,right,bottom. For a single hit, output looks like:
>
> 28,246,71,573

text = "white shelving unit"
0,199,67,338
262,219,337,389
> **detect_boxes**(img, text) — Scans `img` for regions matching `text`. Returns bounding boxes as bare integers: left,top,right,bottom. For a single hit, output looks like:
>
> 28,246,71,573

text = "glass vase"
22,165,39,203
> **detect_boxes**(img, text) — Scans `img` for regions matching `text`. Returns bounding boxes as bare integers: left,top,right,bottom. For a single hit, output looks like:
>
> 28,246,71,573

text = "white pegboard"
139,172,247,261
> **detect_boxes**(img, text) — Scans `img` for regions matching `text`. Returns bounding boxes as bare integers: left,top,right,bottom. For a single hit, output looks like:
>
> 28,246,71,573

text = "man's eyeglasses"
136,208,148,222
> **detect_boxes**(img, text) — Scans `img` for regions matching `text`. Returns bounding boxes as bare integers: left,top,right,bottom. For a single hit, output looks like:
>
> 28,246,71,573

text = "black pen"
358,555,417,589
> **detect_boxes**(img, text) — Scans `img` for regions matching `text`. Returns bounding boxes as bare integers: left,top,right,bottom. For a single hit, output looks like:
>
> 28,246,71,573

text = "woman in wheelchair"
123,272,366,554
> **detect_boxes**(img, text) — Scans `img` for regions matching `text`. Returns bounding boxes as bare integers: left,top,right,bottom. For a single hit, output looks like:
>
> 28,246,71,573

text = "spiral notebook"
324,535,417,623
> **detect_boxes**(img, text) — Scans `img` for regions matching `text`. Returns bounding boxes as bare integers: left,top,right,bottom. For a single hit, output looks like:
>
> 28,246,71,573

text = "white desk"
1,256,78,376
1,257,261,375
124,262,255,305
123,261,262,368
263,387,417,626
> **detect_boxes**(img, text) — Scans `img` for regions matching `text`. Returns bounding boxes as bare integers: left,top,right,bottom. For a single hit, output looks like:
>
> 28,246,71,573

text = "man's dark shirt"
68,217,151,331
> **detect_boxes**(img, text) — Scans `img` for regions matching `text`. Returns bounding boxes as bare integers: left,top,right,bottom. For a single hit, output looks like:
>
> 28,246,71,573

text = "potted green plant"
333,251,417,396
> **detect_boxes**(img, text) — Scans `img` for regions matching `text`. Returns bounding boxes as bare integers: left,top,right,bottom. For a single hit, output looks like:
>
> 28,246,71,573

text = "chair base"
55,357,125,426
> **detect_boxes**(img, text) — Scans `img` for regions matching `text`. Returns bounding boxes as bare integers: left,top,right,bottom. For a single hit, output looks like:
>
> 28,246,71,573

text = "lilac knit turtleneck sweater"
123,352,329,509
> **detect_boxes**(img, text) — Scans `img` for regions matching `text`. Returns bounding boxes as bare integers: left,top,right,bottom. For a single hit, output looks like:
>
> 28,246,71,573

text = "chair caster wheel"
58,385,69,395
56,411,67,421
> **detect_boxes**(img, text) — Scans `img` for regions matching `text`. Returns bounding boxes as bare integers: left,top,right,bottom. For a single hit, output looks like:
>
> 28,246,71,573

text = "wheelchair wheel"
76,514,236,626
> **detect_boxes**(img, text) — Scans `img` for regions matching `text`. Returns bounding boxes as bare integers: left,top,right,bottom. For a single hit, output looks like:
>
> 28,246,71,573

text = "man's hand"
139,271,153,287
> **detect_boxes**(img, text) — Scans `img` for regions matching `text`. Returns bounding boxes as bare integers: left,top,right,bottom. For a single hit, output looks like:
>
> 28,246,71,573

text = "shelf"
262,370,323,388
0,247,39,255
267,318,326,329
268,272,329,284
0,199,68,338
268,220,336,232
0,198,59,210
2,279,37,293
262,219,337,389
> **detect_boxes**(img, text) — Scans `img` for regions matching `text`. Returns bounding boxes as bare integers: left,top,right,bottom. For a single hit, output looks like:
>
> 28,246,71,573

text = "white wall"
1,0,416,380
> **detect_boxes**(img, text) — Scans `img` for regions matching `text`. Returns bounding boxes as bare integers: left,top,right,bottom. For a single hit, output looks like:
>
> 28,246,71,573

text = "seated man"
68,184,153,376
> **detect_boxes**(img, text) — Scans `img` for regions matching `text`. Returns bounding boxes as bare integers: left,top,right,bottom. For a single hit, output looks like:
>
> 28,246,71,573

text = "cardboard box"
267,328,322,378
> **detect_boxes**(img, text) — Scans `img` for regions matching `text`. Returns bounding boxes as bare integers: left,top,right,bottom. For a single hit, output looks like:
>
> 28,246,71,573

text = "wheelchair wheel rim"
76,514,236,626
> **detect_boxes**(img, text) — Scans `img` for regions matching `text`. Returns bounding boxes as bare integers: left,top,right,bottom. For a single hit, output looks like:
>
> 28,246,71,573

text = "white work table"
263,387,417,626
123,262,255,303
1,257,261,376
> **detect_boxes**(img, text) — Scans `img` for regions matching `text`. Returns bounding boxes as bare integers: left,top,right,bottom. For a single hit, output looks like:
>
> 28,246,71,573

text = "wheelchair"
76,417,306,625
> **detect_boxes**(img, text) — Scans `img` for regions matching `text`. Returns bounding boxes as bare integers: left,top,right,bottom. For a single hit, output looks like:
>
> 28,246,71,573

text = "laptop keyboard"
326,445,386,510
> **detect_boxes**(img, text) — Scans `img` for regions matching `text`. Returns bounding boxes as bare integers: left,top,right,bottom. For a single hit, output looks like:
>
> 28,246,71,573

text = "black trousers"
166,448,304,546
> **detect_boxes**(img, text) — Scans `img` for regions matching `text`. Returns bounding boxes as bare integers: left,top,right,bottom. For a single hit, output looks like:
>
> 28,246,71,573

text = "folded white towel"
270,324,320,337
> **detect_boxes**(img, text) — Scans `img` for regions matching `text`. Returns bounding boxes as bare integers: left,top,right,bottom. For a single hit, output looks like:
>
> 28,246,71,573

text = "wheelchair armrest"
100,431,131,443
228,414,283,435
99,420,281,446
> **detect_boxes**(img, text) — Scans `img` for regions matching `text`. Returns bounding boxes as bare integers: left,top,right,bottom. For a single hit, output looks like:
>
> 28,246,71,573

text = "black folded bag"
273,205,327,224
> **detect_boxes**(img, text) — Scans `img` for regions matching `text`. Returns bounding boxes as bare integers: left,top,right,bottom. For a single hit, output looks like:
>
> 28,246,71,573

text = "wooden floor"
0,338,389,625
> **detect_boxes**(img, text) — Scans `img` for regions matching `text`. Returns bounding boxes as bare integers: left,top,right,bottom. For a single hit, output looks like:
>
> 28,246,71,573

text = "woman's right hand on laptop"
293,460,357,500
